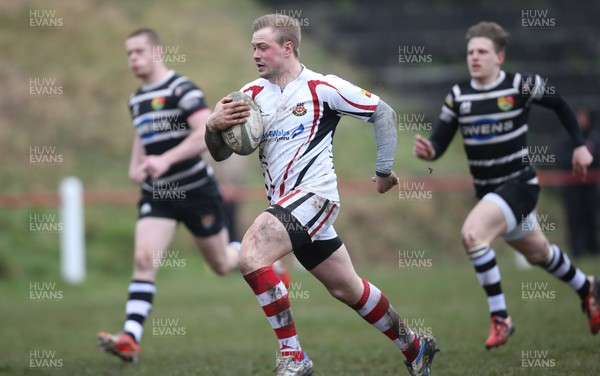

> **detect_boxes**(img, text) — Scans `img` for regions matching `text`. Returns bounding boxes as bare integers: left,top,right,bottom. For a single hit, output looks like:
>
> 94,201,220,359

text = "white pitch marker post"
59,177,85,284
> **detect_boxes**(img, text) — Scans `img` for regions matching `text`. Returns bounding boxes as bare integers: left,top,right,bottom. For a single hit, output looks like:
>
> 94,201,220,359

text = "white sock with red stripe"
352,278,420,362
244,266,304,361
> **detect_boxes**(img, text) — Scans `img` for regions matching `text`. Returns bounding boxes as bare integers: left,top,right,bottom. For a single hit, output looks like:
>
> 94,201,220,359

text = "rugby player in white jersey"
205,14,438,376
413,21,599,349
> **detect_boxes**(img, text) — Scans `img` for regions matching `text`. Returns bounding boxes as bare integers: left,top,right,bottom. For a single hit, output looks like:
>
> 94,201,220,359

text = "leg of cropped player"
97,217,177,363
97,214,242,362
461,199,514,349
462,197,600,350
507,227,600,336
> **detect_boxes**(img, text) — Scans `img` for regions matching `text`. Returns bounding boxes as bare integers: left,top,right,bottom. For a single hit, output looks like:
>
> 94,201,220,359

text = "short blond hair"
466,21,509,53
253,14,301,57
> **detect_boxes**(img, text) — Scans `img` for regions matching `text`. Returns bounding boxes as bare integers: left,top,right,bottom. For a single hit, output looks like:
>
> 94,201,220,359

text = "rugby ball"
221,91,263,155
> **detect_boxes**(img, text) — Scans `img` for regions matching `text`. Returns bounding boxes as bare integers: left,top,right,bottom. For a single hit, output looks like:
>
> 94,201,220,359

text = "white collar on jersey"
470,70,506,91
268,64,306,92
140,70,176,91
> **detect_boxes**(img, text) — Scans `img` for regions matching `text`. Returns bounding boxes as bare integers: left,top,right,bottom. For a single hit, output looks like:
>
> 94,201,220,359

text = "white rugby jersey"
241,66,380,204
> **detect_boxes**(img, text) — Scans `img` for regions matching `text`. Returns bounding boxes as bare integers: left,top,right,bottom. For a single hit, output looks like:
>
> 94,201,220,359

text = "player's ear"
497,50,505,65
282,40,294,57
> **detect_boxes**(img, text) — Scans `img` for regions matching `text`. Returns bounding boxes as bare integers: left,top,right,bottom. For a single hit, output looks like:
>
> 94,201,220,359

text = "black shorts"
481,178,540,232
266,204,342,270
137,190,226,237
494,180,540,224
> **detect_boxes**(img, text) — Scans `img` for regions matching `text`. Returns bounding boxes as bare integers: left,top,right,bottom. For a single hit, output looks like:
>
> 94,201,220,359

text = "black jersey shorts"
137,190,226,238
481,177,540,232
494,179,540,224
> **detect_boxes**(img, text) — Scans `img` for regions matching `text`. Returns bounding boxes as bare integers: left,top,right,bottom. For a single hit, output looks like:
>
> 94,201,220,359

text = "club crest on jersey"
151,97,166,111
292,102,307,116
360,88,372,98
459,101,471,115
497,95,514,111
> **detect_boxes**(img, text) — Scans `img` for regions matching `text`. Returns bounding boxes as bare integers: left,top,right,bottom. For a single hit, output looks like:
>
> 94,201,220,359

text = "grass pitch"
2,253,599,375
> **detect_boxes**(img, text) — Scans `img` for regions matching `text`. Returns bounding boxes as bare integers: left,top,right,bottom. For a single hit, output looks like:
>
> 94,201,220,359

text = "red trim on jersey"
276,189,302,206
337,92,378,111
307,80,377,111
278,80,325,197
309,203,337,237
277,79,376,197
243,85,264,100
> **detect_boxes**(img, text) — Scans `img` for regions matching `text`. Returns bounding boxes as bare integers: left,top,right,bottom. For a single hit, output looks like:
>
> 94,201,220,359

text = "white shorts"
271,189,339,243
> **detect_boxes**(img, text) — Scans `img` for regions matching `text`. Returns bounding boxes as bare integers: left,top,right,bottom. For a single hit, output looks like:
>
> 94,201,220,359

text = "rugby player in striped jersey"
414,21,599,349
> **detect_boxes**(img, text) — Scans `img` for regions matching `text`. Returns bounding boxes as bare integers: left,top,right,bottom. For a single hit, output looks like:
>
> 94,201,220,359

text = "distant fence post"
60,177,85,284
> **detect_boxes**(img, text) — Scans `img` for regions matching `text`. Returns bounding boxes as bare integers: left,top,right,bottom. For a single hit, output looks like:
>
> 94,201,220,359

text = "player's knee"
327,286,355,305
523,251,545,265
238,245,261,274
133,249,155,273
522,240,550,265
461,225,482,251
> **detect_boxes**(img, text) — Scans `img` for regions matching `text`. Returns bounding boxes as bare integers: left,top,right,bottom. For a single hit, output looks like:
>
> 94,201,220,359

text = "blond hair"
253,14,301,57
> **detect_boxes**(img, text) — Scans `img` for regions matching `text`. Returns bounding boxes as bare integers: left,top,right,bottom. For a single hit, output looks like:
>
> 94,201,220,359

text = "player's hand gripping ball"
221,92,264,155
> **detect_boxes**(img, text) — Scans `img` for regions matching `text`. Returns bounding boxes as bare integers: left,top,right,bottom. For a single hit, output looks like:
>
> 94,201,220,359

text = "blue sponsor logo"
136,117,157,140
462,118,513,140
263,124,305,141
291,124,304,139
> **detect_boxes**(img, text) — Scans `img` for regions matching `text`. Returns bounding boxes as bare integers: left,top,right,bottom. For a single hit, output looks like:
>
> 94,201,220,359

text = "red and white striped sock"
244,266,304,360
352,278,420,362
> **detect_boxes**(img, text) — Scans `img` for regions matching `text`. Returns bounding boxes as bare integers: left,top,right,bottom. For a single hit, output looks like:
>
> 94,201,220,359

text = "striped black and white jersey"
430,70,565,198
129,70,217,197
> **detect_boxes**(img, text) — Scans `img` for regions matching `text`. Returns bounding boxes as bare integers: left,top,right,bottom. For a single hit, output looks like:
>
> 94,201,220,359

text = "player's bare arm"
142,108,212,179
129,135,147,184
572,145,593,180
371,171,400,193
413,134,436,161
367,100,399,193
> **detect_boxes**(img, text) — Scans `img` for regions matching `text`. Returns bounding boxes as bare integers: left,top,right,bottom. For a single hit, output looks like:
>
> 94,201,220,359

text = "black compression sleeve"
535,95,585,147
430,118,459,160
204,127,234,161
